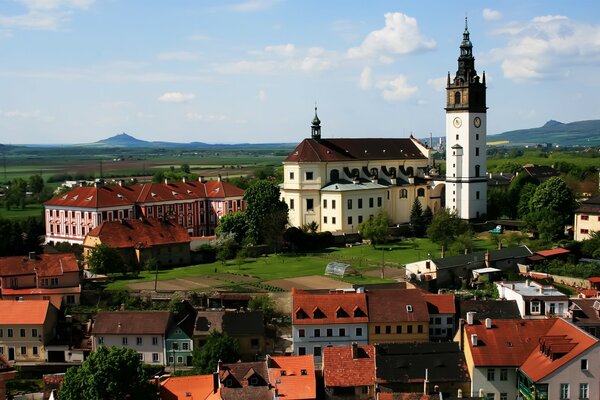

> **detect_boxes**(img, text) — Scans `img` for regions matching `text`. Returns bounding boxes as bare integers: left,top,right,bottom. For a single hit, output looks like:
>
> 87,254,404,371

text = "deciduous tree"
358,210,391,246
426,208,471,249
85,244,126,275
193,331,240,374
244,180,288,246
216,211,248,244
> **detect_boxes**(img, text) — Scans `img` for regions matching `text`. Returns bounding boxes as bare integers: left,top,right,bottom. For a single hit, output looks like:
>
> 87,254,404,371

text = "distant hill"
490,119,600,146
89,133,294,149
95,133,151,147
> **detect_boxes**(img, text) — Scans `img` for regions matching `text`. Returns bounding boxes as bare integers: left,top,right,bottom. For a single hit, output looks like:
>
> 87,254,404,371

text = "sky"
1,1,600,145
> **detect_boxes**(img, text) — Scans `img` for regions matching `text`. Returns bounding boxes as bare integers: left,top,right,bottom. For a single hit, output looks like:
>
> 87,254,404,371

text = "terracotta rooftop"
0,253,79,277
422,293,456,314
284,138,427,163
522,164,559,180
520,319,598,382
219,361,273,400
292,288,368,325
570,299,600,325
367,289,429,323
268,355,316,400
45,184,142,208
323,344,375,387
86,218,190,248
535,248,571,258
92,311,171,335
0,299,53,325
160,375,220,400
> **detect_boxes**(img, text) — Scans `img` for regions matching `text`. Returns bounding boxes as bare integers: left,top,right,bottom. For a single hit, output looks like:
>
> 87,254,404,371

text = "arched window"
454,91,461,105
417,188,425,197
406,167,414,177
475,165,481,177
400,189,408,199
370,168,378,178
330,169,339,182
351,168,360,179
388,167,397,177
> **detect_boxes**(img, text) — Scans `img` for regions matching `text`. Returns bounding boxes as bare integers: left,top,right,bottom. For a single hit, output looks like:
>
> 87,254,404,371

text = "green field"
487,150,600,171
0,204,44,220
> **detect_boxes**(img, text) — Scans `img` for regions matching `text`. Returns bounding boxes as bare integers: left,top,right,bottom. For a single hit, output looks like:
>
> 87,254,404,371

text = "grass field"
0,204,43,220
105,237,497,291
487,150,600,170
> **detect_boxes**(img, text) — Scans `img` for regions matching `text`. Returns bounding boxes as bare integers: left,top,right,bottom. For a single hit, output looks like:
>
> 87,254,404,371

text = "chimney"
466,311,476,326
199,176,205,183
471,334,478,347
351,342,358,360
485,318,492,329
484,250,490,268
120,303,125,311
118,179,124,187
182,176,188,183
526,279,531,287
164,178,169,185
218,175,222,182
28,251,36,260
213,372,220,393
94,179,104,187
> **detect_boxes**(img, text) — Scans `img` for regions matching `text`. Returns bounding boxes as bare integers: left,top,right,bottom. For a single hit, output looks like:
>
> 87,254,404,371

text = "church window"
475,165,481,177
456,134,459,140
400,189,408,199
454,91,461,105
476,191,480,200
306,199,314,211
289,172,294,180
475,147,480,156
290,199,294,210
330,169,339,182
305,172,313,180
417,188,425,197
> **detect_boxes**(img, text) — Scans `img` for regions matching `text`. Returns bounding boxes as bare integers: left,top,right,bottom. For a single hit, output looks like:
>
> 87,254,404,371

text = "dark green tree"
426,208,471,249
528,176,576,227
85,244,126,274
422,206,433,227
180,163,191,174
248,294,275,322
409,198,426,237
358,210,391,246
517,183,537,218
244,180,288,245
216,211,248,243
193,331,240,374
59,346,155,400
28,174,45,194
524,209,565,243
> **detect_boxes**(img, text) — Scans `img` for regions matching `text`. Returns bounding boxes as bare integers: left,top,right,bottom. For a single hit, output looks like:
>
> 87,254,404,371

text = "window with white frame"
560,383,569,399
580,383,589,400
152,353,159,363
530,301,541,314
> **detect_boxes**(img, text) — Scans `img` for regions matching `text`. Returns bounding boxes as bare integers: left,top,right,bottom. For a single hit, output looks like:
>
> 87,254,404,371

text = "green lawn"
0,204,44,220
105,238,497,291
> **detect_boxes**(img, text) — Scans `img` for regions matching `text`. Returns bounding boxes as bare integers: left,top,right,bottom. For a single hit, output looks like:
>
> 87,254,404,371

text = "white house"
496,280,569,319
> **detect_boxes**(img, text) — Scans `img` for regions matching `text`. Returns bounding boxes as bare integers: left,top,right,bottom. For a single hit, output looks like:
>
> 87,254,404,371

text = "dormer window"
225,379,232,387
354,307,366,318
336,307,349,318
300,369,307,375
406,305,413,312
280,371,287,376
296,308,308,320
313,307,325,319
250,377,258,386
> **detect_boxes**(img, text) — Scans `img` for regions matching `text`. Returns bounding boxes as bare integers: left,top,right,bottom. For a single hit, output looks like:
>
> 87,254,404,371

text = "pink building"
44,177,245,244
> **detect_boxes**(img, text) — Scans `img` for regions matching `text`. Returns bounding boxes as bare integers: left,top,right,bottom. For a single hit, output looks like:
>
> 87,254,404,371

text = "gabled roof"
433,246,532,270
219,361,272,400
520,319,598,382
284,138,427,163
160,375,220,400
92,311,171,335
86,218,190,248
292,288,368,325
464,319,556,367
0,300,53,325
571,299,600,325
522,164,559,181
194,310,265,337
45,184,142,208
268,355,316,400
0,253,79,277
576,194,600,214
535,248,570,258
367,289,429,323
375,342,470,385
322,345,375,387
458,300,521,320
422,293,456,314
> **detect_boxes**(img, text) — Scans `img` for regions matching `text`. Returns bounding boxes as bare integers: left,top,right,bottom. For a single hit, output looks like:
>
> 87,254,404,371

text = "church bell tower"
445,18,487,219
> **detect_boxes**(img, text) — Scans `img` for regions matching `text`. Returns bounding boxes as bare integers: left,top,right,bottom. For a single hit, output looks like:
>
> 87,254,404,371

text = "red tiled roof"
204,180,245,198
465,319,556,366
588,277,600,284
367,289,429,323
422,293,456,314
45,184,142,208
535,248,570,257
292,288,368,325
86,218,190,248
268,355,316,400
160,375,220,400
2,286,81,295
323,345,375,387
284,138,427,163
0,253,79,277
0,300,52,325
92,311,171,335
520,319,598,382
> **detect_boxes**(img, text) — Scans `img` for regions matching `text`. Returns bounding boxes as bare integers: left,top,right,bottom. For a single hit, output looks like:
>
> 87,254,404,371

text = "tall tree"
409,198,426,237
426,208,471,249
193,331,240,374
528,176,576,226
85,244,126,275
422,206,433,228
59,346,155,400
244,180,288,246
216,211,248,244
358,210,391,246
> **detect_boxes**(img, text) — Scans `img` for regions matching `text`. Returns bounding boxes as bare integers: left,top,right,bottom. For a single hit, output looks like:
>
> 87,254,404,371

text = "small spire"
464,15,468,32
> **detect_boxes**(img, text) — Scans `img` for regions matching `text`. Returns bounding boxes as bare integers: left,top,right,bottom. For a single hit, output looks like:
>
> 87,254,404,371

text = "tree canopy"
358,210,391,246
426,208,471,249
409,198,426,237
59,346,155,400
193,331,240,374
85,243,126,275
216,211,248,244
243,180,288,246
528,176,576,223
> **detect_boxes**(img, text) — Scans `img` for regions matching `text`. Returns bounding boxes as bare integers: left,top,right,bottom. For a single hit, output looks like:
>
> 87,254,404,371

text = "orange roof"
160,375,220,400
86,218,190,248
520,319,598,382
0,300,53,325
367,289,429,323
0,253,79,277
465,319,556,366
422,293,456,314
204,180,245,198
268,355,316,400
45,184,142,208
323,345,375,387
536,248,570,258
292,288,368,325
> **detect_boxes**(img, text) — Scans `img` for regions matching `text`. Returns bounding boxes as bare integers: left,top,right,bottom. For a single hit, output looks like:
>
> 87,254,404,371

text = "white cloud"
488,16,600,82
482,8,502,21
258,89,267,102
377,75,418,101
358,66,372,89
347,12,436,60
427,76,447,92
228,0,279,12
186,112,230,121
2,109,41,118
158,92,196,103
157,51,200,61
264,44,295,57
0,0,94,30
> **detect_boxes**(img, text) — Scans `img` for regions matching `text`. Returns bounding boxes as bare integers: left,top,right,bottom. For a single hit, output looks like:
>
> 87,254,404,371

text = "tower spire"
311,104,321,140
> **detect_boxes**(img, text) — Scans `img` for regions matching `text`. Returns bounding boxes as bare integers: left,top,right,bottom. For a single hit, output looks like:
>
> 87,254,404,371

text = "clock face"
474,117,482,128
453,117,462,128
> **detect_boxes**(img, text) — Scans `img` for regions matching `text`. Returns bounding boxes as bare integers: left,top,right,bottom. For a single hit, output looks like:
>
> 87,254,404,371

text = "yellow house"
367,288,429,344
0,300,58,363
574,194,600,241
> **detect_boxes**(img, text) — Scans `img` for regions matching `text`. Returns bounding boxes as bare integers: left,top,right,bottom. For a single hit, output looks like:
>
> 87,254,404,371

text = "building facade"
496,280,569,319
574,194,600,241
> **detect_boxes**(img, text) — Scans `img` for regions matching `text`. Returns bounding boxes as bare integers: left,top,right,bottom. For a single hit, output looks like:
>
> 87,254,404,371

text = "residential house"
486,172,514,192
0,355,16,400
166,312,195,367
218,361,273,400
458,299,521,321
83,218,191,269
574,194,600,241
496,280,569,319
367,289,429,344
375,342,470,397
44,178,245,244
194,309,266,361
91,311,171,365
292,288,369,364
522,164,559,183
0,253,81,308
159,374,220,400
569,298,600,339
267,355,317,400
0,299,59,363
423,293,456,341
405,246,533,287
322,343,375,400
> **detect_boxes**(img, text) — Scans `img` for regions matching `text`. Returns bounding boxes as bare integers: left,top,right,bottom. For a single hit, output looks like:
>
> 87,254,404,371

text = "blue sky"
1,0,600,144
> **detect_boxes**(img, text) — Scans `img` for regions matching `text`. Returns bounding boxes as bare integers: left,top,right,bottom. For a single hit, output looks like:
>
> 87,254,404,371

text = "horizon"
1,1,600,144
